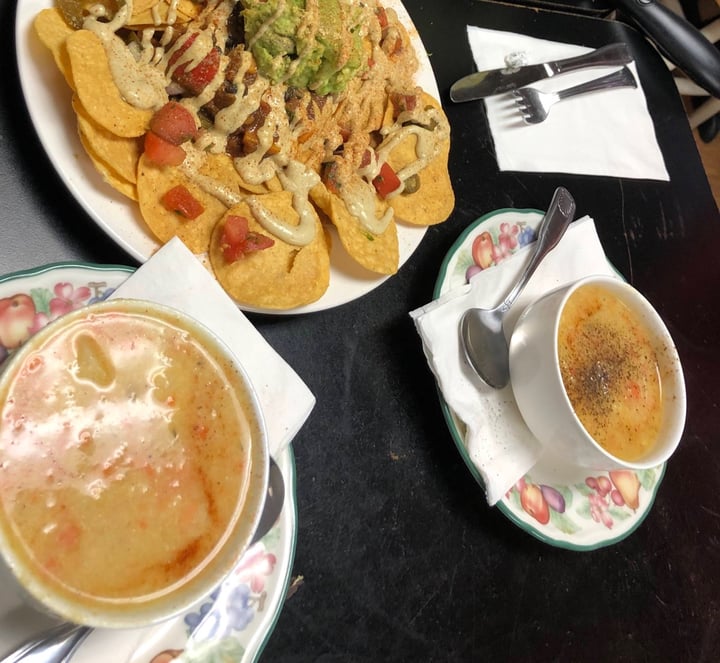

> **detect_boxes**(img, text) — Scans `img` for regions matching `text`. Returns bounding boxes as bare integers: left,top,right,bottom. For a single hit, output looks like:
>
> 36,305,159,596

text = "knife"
450,42,634,102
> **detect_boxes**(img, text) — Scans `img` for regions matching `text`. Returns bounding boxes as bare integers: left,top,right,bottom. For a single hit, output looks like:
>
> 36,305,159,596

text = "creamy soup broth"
557,284,663,461
0,304,254,605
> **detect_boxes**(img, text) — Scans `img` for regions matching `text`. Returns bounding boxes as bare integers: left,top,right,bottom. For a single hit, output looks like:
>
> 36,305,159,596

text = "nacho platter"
15,0,450,314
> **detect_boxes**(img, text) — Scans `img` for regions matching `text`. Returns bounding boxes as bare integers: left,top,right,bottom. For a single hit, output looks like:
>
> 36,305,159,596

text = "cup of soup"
0,299,268,628
509,275,686,470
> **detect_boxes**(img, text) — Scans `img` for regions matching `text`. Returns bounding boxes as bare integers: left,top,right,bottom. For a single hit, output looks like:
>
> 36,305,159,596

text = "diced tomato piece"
149,102,197,145
223,241,246,263
161,185,204,219
372,161,402,199
144,131,186,166
223,214,249,246
167,32,198,69
243,232,275,252
220,215,274,262
391,92,418,115
172,46,221,96
404,94,418,111
222,215,250,262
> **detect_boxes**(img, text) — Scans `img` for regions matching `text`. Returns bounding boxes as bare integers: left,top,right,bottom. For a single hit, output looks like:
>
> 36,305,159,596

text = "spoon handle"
500,187,576,311
0,624,90,663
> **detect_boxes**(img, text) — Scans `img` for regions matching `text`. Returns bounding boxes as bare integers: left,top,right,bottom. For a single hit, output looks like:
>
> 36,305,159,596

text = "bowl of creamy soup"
0,299,268,628
509,275,686,470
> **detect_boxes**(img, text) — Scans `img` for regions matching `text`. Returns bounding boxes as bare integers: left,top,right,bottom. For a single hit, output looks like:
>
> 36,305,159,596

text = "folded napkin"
411,216,618,505
110,237,315,456
466,26,669,181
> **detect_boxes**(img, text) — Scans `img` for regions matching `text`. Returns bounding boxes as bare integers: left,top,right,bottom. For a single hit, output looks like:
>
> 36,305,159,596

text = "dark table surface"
3,0,720,660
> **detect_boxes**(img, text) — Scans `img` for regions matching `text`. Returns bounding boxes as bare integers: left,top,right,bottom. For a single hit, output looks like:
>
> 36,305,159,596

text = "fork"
512,66,638,124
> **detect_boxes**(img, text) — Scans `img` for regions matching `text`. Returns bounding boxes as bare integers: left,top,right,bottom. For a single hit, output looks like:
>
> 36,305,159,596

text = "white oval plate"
434,209,665,551
14,0,440,315
0,263,297,662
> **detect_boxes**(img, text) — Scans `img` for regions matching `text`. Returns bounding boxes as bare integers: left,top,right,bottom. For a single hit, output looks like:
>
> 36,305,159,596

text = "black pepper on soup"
557,284,663,461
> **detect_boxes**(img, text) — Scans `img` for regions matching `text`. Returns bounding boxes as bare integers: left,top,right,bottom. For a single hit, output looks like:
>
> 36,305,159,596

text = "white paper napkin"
466,26,669,181
411,216,619,505
109,238,316,456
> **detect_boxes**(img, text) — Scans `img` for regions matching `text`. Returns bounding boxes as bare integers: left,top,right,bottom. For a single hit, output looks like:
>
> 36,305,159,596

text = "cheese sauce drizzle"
248,160,320,245
81,0,442,246
84,0,168,110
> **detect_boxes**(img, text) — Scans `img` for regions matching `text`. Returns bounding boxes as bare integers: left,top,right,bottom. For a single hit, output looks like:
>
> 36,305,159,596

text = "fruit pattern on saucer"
435,209,664,550
0,264,292,662
149,539,280,663
0,279,115,362
506,467,660,535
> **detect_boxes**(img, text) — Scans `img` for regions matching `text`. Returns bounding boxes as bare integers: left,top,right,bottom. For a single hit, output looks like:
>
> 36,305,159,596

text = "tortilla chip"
337,76,388,138
73,95,142,185
137,154,227,253
311,182,398,275
70,0,168,20
386,93,454,226
210,193,331,309
33,8,75,88
127,0,200,27
132,0,163,13
387,137,454,226
78,128,138,200
66,29,152,138
200,152,273,197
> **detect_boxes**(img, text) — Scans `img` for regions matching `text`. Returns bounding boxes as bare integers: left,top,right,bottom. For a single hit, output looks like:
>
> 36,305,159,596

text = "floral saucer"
0,263,297,662
434,209,665,551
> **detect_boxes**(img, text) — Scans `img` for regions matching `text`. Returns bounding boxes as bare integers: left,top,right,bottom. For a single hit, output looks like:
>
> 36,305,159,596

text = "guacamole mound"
241,0,366,95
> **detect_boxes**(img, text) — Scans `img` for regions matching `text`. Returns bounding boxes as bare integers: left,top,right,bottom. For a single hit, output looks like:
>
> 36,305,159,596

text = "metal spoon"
0,457,286,663
459,186,576,389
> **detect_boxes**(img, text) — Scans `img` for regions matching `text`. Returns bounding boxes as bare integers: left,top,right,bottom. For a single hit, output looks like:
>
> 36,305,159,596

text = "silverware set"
450,43,638,124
